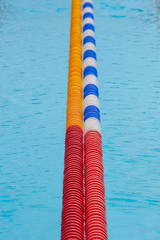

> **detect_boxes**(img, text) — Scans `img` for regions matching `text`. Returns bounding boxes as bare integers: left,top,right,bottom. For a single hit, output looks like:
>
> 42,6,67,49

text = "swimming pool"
0,0,160,239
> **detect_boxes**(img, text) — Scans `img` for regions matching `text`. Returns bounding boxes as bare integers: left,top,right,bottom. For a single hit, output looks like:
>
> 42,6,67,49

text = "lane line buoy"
61,0,108,239
82,0,108,239
61,0,84,239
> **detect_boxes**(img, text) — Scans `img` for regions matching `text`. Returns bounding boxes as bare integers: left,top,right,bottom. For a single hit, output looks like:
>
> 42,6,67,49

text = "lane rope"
61,0,108,239
82,0,108,239
61,0,84,239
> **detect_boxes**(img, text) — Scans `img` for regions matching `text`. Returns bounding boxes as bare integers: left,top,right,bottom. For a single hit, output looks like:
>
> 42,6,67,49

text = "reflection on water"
155,0,160,29
0,0,7,25
0,0,160,239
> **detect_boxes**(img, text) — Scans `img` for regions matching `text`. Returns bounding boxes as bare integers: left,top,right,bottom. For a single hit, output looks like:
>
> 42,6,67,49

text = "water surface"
0,0,160,239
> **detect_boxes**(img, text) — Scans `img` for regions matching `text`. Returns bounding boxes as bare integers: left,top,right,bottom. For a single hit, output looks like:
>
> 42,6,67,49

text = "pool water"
0,0,160,239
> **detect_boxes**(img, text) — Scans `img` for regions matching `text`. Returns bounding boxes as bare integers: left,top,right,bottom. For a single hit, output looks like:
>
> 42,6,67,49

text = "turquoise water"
0,0,160,239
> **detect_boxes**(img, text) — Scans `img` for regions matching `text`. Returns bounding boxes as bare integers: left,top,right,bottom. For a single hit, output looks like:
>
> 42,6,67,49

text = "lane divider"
82,0,108,239
61,0,108,239
61,0,84,239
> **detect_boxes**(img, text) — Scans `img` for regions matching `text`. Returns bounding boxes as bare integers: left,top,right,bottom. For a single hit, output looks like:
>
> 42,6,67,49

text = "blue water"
0,0,160,239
